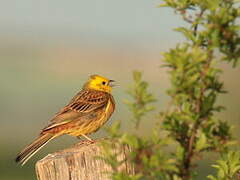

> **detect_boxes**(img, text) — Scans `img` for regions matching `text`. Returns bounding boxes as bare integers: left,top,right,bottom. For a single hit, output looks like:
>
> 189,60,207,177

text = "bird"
15,74,115,165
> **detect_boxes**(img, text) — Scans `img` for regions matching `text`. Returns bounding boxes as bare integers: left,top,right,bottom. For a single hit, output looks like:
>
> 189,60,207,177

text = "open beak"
109,80,115,87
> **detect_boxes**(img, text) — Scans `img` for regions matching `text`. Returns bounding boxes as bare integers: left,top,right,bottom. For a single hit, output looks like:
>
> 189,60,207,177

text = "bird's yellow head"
83,75,115,93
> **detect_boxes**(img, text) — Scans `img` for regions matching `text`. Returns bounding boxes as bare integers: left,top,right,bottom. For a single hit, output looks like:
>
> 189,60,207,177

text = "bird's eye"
102,81,106,85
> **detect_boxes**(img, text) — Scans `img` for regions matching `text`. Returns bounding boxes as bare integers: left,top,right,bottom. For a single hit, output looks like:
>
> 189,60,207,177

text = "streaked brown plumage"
15,75,115,165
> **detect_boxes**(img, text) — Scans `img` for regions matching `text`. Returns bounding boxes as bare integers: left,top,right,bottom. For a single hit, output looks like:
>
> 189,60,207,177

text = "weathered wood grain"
35,139,133,180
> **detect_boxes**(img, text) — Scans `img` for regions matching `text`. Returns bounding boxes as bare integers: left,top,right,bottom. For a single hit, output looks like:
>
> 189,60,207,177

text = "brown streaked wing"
42,90,109,131
67,89,109,113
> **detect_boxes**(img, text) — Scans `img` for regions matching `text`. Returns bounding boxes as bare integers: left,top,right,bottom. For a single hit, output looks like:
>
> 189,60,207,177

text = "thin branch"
193,8,206,36
181,49,213,179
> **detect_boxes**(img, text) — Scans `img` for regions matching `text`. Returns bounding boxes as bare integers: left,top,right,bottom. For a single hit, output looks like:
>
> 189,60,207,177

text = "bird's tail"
15,133,56,165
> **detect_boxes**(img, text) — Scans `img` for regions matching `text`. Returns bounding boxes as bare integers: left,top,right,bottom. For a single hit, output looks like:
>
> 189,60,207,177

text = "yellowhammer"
15,75,115,165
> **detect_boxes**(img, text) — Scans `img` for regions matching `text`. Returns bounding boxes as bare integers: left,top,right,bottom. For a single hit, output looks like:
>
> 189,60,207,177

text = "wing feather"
42,89,109,131
67,90,109,113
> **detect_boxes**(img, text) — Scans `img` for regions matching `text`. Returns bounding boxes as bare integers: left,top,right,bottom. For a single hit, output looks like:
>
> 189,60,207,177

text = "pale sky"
0,0,184,49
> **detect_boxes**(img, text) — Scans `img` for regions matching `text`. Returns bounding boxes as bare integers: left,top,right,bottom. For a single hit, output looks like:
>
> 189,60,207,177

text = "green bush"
100,0,240,179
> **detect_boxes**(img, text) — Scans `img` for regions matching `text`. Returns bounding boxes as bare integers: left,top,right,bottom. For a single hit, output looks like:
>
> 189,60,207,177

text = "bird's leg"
78,134,95,143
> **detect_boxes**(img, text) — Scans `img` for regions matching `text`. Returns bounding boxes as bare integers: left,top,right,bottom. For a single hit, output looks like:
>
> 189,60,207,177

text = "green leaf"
175,27,196,42
195,133,210,151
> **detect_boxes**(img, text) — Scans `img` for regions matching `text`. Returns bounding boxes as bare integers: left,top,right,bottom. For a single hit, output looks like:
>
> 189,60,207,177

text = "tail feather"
15,133,55,165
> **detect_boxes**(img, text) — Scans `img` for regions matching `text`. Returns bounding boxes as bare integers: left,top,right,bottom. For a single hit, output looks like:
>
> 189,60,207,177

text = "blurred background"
0,0,239,179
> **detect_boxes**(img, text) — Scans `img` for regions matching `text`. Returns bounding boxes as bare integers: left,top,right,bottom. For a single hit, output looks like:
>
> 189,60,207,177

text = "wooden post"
35,139,134,180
